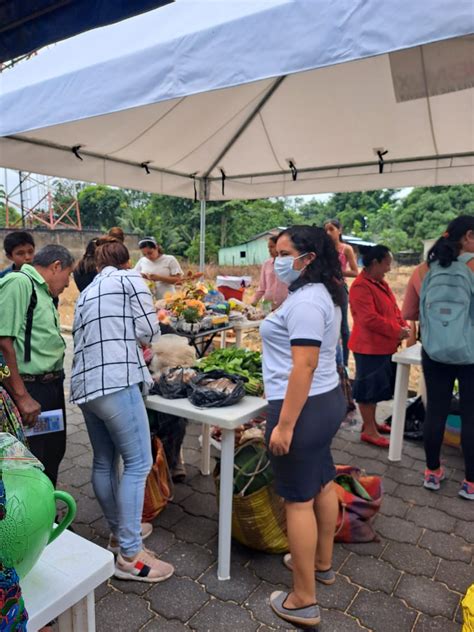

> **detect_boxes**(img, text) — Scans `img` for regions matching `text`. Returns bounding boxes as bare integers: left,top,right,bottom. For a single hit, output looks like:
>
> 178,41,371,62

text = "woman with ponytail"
402,215,474,499
260,225,346,628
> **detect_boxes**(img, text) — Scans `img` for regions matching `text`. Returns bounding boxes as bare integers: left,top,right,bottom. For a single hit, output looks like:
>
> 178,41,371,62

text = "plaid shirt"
70,266,160,404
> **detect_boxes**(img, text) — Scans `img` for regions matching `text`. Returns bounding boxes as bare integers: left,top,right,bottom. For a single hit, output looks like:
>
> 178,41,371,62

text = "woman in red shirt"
349,246,410,447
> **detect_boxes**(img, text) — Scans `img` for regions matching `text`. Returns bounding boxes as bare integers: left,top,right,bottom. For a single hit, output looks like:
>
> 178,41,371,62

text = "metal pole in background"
18,170,25,227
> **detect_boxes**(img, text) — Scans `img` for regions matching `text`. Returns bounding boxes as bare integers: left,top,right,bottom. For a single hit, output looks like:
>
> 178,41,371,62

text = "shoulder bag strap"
18,271,37,363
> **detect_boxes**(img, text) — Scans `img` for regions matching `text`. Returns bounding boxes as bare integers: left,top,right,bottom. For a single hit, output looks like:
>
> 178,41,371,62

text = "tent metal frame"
7,133,473,269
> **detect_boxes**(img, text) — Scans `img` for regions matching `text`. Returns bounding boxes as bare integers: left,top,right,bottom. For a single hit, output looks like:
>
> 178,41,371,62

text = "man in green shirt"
0,244,75,485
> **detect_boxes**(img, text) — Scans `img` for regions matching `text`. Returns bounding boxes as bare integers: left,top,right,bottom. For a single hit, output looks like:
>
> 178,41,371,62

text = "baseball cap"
138,236,158,248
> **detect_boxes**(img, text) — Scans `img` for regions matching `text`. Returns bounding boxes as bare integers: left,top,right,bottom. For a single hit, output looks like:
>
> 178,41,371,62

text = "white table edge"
23,532,114,631
144,395,268,581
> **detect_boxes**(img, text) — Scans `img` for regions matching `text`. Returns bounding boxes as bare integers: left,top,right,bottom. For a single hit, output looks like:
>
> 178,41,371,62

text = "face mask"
274,253,308,285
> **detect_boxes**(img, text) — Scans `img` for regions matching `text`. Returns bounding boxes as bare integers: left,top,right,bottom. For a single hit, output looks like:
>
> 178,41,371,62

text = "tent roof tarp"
0,0,473,200
0,0,173,64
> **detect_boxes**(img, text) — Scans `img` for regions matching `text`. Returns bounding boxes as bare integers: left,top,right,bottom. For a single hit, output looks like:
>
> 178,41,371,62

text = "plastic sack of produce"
151,367,198,399
188,370,246,408
150,334,197,373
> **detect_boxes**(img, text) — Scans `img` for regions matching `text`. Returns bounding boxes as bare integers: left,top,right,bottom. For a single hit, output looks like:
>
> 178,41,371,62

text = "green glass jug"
0,466,76,578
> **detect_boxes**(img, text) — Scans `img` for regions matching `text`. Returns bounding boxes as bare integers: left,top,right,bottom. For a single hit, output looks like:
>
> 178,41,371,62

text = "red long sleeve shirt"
349,271,407,355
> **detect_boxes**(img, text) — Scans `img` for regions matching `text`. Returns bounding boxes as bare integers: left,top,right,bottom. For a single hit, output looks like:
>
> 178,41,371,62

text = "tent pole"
199,179,207,272
199,198,206,272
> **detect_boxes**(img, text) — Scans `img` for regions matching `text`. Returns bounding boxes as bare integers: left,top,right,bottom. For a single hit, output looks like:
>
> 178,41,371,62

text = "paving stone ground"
56,338,473,631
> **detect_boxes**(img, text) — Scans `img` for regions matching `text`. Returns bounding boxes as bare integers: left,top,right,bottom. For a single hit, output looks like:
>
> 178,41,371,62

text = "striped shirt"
70,266,160,405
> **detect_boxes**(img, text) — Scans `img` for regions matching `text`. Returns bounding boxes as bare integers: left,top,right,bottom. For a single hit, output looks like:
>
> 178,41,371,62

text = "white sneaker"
107,522,153,555
114,548,174,583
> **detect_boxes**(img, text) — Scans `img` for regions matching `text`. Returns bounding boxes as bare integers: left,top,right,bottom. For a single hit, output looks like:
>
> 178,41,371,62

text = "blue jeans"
80,384,152,557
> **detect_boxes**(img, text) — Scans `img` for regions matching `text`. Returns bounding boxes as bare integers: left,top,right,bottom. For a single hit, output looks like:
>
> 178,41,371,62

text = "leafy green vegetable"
197,348,263,396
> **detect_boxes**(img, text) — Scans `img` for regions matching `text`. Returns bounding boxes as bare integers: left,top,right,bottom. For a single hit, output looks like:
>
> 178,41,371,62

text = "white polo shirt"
135,254,183,299
260,283,341,401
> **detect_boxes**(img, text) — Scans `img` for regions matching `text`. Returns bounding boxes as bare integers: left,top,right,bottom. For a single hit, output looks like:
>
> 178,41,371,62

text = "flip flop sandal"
270,591,321,627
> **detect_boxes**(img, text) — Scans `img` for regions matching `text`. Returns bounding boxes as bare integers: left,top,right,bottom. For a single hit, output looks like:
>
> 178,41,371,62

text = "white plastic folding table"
22,528,114,631
389,342,422,462
230,318,264,348
145,394,267,580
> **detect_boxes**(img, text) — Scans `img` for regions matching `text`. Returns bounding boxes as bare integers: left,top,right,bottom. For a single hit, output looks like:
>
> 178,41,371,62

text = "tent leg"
199,197,206,272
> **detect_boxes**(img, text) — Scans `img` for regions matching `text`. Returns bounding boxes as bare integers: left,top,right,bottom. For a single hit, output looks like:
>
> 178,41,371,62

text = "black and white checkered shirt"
70,266,160,404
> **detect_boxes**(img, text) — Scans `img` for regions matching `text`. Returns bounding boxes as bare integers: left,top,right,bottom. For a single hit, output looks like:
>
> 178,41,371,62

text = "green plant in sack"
214,438,288,554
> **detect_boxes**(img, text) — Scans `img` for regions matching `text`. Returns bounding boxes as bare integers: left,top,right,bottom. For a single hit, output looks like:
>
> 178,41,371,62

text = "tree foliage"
4,180,470,262
77,185,128,229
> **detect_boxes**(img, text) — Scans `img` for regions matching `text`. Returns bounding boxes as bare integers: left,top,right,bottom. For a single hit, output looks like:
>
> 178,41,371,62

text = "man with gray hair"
0,244,75,485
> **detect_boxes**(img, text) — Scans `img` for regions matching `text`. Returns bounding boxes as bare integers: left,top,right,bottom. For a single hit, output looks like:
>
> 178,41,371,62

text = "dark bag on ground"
188,370,246,408
337,365,356,413
151,367,198,399
147,409,187,470
385,395,425,441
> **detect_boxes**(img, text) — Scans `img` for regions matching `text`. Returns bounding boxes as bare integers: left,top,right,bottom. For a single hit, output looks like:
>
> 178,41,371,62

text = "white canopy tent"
1,0,473,267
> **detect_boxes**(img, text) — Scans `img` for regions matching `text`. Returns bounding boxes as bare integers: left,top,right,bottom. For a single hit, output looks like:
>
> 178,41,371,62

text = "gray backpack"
420,253,474,365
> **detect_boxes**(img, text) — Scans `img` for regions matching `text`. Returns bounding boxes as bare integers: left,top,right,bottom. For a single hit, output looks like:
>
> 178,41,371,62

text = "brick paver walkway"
57,337,472,631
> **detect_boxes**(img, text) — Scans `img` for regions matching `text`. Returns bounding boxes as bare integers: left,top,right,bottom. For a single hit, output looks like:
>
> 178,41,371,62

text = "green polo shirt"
0,264,65,375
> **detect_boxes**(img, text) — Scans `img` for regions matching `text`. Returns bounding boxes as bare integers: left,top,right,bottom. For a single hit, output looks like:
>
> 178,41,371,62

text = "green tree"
78,185,128,229
397,185,474,251
0,185,21,226
186,232,219,264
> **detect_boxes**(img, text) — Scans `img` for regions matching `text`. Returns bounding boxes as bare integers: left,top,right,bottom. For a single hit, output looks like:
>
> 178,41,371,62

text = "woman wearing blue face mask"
260,225,346,628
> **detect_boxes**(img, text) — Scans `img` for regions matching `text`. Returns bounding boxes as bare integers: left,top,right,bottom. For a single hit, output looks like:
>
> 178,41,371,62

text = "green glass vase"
0,466,76,578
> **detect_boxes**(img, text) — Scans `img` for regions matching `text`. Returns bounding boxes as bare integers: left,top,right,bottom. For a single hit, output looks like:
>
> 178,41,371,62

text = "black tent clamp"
377,149,388,174
288,160,298,181
72,145,83,161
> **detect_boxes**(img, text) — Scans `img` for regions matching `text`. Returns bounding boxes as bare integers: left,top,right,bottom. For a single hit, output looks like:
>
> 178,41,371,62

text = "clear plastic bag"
0,432,44,470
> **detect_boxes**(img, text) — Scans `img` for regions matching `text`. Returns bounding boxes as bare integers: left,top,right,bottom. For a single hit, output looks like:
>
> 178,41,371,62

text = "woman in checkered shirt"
70,237,174,583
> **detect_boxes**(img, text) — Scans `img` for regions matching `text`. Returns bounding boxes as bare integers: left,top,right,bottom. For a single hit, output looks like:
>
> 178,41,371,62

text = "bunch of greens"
197,348,263,396
182,307,201,323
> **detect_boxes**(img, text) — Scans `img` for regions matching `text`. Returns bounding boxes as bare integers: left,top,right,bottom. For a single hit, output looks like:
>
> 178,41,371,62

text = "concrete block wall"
0,228,142,268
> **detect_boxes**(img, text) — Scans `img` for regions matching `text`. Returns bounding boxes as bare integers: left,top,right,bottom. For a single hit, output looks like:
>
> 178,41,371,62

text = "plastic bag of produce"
188,370,246,408
151,367,198,399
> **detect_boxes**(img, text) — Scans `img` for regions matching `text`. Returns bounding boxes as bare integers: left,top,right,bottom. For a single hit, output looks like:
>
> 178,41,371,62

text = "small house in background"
218,228,284,266
218,228,376,267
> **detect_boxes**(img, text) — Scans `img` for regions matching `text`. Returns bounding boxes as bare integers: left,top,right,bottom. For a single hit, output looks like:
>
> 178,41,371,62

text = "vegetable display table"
389,342,422,462
22,529,114,631
145,394,268,580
